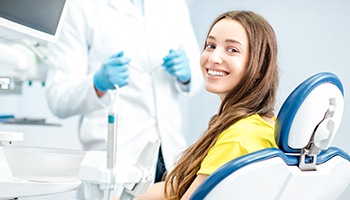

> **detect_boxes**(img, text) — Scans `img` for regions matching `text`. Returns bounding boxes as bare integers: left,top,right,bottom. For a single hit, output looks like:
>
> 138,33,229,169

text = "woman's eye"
205,44,216,50
228,47,238,53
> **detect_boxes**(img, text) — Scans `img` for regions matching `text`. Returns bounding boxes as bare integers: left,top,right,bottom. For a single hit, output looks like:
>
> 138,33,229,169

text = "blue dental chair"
190,72,350,200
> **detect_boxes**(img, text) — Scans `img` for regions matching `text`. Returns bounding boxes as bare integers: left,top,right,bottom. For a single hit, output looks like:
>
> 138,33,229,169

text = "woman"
134,10,279,200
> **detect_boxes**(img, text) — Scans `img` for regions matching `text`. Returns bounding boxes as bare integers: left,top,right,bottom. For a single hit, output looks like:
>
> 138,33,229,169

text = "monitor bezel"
0,0,70,42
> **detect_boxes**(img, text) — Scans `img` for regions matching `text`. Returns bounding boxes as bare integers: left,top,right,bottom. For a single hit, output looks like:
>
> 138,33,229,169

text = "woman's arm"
134,174,207,200
137,182,165,200
181,174,208,200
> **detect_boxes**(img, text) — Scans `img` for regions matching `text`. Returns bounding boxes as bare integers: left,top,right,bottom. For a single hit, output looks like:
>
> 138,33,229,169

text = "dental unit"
0,86,160,199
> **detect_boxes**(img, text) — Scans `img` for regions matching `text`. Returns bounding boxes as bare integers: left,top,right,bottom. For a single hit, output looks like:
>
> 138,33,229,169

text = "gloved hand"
162,49,191,84
94,51,130,92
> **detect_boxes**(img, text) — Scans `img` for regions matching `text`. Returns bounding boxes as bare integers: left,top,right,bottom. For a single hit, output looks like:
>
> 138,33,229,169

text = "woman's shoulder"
234,114,275,128
219,114,275,139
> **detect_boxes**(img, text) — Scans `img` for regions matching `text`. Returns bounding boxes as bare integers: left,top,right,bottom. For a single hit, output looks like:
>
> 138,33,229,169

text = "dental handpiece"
107,112,117,170
107,85,119,183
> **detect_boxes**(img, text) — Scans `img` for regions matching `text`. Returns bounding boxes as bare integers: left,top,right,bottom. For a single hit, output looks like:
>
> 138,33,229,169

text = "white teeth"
208,69,227,77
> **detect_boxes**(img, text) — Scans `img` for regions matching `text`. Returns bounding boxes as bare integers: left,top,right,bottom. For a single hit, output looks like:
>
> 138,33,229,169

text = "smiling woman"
132,10,279,200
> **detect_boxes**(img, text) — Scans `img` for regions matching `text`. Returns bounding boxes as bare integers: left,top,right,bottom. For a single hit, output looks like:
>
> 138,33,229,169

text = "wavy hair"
164,10,279,199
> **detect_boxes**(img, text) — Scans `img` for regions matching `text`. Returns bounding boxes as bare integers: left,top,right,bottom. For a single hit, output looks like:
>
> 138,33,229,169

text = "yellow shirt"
197,114,278,175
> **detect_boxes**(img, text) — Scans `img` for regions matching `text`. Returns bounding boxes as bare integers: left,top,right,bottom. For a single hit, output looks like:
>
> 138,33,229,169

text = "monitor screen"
0,0,69,42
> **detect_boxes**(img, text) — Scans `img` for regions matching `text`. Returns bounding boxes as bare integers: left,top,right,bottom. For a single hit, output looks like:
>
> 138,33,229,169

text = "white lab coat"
45,0,202,175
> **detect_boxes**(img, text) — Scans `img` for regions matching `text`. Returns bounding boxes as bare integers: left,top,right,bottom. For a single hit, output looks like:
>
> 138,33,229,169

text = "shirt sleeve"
197,136,247,175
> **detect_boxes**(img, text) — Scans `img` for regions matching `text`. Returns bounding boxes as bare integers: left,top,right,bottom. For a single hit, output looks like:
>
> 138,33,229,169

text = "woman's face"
200,19,250,100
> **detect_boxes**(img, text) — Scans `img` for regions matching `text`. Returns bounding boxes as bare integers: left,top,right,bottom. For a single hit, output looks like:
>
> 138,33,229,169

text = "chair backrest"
190,72,350,200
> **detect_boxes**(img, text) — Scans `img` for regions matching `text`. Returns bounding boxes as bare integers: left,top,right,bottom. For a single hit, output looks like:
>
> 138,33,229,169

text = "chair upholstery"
190,72,350,200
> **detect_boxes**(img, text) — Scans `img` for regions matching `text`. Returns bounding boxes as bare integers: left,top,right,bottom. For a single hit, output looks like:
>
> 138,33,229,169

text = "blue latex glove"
94,51,130,92
162,49,191,84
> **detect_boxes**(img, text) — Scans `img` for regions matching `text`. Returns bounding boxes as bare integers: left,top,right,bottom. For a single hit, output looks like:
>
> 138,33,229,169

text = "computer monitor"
0,0,69,42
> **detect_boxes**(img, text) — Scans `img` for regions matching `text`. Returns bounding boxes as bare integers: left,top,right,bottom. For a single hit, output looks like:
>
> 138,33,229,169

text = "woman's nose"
208,49,223,64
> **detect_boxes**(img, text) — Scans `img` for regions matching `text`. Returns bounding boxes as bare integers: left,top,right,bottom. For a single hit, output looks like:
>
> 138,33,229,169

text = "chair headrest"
275,72,344,154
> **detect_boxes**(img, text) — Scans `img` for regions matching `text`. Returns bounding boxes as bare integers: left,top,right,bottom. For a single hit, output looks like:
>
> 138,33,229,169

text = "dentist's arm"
94,51,130,97
162,49,191,92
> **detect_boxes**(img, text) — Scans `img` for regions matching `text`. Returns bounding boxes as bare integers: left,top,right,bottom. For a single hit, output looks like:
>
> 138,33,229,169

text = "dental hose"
107,84,120,200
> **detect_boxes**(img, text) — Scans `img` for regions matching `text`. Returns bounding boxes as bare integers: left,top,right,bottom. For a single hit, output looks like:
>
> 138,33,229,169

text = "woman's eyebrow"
207,35,216,40
207,36,244,51
207,36,242,46
226,39,243,46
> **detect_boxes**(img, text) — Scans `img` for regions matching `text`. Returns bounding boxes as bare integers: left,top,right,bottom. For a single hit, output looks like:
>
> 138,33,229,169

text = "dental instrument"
79,84,159,200
22,39,51,66
109,85,161,199
128,45,184,77
107,84,119,200
128,63,152,81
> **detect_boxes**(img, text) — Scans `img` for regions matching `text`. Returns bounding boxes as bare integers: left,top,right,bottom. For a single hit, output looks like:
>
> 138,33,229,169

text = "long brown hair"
164,10,279,199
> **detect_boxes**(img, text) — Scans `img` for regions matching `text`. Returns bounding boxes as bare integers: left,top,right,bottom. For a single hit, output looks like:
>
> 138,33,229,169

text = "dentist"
45,0,202,183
